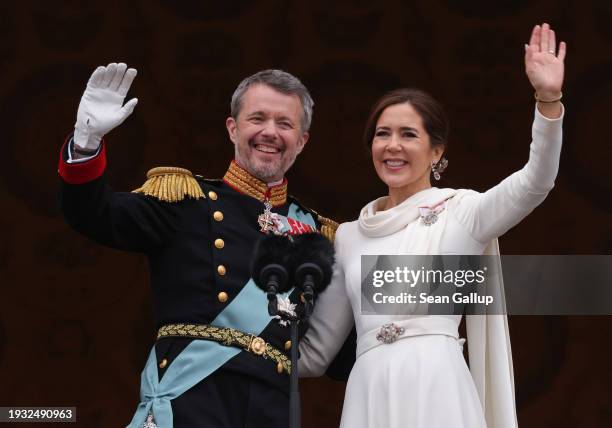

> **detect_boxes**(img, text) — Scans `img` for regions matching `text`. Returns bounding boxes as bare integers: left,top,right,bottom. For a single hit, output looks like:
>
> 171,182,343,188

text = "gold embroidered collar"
223,160,288,207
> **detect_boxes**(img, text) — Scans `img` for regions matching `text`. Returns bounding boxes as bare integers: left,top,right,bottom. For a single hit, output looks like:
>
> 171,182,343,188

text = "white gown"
298,106,564,428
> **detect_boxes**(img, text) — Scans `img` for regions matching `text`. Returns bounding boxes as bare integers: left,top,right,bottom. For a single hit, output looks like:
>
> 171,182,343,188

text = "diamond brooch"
418,201,447,226
376,323,405,344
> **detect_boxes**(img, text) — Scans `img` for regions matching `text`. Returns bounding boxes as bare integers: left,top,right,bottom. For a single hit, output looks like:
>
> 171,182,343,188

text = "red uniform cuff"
57,135,107,184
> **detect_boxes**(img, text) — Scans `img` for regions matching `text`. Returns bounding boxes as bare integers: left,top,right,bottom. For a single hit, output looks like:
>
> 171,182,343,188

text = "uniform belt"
157,323,291,374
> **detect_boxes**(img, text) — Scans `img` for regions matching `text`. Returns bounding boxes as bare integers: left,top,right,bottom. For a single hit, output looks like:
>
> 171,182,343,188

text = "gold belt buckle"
249,336,267,355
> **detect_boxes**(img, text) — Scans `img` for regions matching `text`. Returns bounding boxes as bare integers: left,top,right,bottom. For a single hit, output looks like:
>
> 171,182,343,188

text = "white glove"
73,62,138,152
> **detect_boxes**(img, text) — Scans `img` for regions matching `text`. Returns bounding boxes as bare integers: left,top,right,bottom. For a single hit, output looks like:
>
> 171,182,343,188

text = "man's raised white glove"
73,62,138,152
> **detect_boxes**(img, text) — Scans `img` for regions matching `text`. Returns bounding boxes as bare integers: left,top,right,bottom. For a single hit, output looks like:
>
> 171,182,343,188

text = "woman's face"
371,102,443,192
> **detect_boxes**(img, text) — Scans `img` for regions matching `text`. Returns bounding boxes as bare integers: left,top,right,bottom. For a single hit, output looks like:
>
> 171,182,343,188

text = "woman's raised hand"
524,23,566,102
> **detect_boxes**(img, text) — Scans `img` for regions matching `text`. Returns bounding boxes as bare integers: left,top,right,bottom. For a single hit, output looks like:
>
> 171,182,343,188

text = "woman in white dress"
299,23,566,427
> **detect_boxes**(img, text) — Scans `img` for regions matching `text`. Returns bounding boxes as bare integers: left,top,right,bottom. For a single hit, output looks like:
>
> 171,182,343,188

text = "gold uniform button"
208,191,218,200
277,362,284,374
285,340,292,351
217,265,227,276
214,238,225,249
213,211,224,221
159,358,168,369
218,291,228,303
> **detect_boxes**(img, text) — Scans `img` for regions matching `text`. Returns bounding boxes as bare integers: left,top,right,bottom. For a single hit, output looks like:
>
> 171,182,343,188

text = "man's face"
226,84,309,182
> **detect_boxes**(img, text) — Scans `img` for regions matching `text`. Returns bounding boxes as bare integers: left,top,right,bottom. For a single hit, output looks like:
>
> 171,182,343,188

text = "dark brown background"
0,1,611,427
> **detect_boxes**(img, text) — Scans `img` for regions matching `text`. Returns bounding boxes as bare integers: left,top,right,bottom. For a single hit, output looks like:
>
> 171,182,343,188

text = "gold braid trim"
317,215,339,242
157,323,291,374
132,167,205,202
223,161,287,207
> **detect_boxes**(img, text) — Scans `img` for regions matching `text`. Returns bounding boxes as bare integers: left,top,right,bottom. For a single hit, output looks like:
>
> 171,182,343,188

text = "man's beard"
235,141,298,182
240,154,282,181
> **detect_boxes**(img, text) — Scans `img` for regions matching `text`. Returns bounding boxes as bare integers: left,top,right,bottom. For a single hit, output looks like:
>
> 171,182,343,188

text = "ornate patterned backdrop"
0,1,610,426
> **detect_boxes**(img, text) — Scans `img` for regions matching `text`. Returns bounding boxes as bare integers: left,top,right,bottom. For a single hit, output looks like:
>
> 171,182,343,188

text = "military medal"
142,414,157,428
257,199,275,233
258,198,316,236
273,296,298,327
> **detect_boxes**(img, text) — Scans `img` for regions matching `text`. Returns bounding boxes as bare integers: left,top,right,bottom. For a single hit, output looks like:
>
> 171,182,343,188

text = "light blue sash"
127,204,314,428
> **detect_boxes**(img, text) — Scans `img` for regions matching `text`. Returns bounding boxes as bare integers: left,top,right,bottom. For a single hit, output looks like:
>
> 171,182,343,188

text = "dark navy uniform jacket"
58,139,355,426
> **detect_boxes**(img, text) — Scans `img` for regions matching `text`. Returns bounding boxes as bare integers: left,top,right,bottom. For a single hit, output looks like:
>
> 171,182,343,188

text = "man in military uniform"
58,63,345,428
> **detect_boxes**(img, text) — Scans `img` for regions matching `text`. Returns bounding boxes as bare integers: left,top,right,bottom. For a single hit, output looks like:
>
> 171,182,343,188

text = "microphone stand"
289,315,300,428
263,265,323,428
273,299,313,428
254,234,333,428
286,262,322,428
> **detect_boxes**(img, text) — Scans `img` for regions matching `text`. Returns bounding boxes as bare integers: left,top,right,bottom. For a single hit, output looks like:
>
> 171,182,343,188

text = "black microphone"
291,233,335,316
251,234,294,316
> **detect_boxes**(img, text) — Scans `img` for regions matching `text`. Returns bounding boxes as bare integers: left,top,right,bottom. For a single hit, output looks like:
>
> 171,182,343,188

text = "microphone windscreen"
251,234,294,293
291,232,335,292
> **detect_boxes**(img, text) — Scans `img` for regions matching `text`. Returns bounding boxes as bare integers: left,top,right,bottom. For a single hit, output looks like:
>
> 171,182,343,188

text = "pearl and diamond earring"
431,157,448,180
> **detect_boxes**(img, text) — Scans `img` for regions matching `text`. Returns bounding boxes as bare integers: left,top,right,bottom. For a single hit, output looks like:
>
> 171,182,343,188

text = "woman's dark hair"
363,88,449,152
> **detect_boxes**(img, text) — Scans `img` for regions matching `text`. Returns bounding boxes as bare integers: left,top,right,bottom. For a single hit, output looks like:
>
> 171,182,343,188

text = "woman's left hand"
524,23,566,100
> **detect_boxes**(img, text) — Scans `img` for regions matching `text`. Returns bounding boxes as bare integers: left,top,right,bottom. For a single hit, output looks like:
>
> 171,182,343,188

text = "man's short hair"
230,69,314,131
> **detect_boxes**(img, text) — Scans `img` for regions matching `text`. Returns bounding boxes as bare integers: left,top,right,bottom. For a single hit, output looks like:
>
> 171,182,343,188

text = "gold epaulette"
132,167,205,202
317,214,339,242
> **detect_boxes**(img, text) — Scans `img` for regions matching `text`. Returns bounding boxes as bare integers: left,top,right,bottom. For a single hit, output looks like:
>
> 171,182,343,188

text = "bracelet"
534,91,562,103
